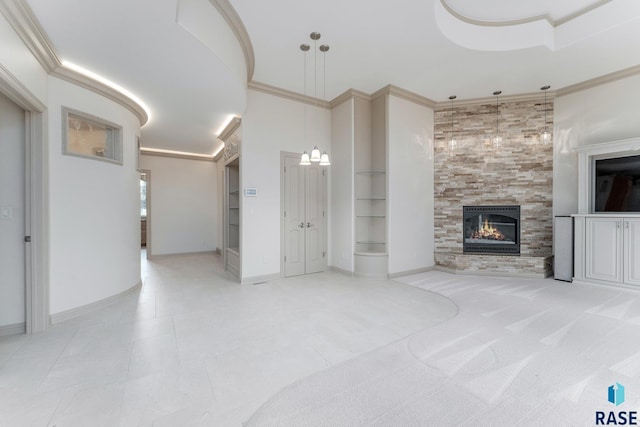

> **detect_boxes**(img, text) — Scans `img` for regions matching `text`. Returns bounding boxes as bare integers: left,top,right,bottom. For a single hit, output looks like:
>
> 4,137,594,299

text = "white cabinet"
585,217,622,283
575,215,640,287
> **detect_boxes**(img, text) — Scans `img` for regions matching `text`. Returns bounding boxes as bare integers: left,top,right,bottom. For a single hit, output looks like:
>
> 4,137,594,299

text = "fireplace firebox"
463,206,520,255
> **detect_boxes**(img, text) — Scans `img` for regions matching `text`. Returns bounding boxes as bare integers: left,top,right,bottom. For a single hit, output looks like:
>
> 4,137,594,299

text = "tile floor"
0,252,456,426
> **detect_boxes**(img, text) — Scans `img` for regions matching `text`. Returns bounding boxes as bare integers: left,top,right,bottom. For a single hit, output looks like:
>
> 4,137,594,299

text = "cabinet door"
585,217,622,283
624,219,640,286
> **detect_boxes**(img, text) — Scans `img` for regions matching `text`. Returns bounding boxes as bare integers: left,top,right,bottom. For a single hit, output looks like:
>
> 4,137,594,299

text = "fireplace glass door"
463,206,520,255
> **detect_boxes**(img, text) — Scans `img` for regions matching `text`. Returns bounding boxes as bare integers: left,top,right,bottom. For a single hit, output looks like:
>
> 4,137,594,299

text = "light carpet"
246,271,640,426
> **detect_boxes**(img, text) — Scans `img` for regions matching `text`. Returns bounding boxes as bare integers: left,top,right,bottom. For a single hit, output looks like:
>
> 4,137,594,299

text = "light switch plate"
0,206,12,220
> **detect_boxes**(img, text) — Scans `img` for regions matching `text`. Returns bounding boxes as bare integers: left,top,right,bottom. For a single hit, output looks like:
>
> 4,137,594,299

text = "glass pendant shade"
541,130,551,145
319,152,331,166
492,135,503,147
310,146,321,162
300,151,311,165
449,137,457,152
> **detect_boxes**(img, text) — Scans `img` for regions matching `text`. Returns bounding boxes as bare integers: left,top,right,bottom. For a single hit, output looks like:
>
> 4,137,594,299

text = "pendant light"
492,90,502,147
299,32,330,166
540,85,551,145
448,95,457,152
299,42,311,165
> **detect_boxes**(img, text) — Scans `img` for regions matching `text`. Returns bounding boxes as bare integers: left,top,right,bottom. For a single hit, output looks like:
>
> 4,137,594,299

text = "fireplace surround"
463,205,520,255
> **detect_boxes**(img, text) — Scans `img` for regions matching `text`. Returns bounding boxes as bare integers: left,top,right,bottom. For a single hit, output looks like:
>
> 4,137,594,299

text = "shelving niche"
354,95,388,278
221,117,241,280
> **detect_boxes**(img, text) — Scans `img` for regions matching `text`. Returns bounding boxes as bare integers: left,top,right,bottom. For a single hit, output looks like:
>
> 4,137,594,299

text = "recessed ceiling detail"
435,0,640,52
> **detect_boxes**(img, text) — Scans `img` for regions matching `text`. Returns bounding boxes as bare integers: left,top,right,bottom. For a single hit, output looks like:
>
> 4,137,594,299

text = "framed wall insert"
62,107,123,165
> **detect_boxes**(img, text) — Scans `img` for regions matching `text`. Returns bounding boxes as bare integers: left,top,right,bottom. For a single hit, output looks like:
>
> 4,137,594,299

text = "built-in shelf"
225,157,240,279
355,251,388,256
356,171,386,175
352,95,388,278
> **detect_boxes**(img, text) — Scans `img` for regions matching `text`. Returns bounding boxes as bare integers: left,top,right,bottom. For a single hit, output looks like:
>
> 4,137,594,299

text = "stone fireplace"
433,97,553,277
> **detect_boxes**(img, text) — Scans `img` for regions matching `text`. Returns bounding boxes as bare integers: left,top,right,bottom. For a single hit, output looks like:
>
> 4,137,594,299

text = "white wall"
554,74,640,216
241,89,331,280
48,76,141,316
139,154,218,255
387,95,435,275
329,99,354,272
0,92,25,328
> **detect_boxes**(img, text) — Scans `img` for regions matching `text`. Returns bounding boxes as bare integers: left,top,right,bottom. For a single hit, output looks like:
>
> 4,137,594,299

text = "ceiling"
24,0,640,156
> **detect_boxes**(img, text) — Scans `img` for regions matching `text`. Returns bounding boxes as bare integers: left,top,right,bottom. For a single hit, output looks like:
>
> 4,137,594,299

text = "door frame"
139,169,151,259
0,68,49,334
280,151,328,277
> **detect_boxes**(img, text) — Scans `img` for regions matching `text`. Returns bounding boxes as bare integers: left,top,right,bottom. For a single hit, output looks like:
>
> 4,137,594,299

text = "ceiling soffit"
436,0,640,52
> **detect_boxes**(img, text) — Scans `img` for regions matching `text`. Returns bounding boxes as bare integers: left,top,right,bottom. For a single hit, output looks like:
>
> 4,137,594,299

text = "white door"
283,154,326,277
284,157,306,277
624,218,640,286
304,166,325,274
586,217,622,283
0,92,26,334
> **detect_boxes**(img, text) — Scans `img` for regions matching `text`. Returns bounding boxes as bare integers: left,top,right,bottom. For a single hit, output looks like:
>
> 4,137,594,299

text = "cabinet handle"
307,222,313,228
625,222,629,229
617,222,621,229
299,222,305,228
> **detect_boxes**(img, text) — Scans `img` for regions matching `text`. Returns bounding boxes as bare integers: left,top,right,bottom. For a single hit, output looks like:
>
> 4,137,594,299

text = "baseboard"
147,250,216,260
241,273,281,285
0,322,26,336
388,266,434,279
434,266,549,279
49,280,142,325
329,265,354,276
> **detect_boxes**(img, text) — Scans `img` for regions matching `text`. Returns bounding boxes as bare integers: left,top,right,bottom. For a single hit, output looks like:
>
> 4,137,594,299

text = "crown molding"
556,64,640,98
0,0,149,126
369,84,437,108
434,91,556,109
329,89,371,108
207,0,255,82
0,63,46,112
140,148,215,162
217,116,241,142
248,81,331,109
440,0,611,28
384,84,436,108
0,0,61,72
51,67,149,125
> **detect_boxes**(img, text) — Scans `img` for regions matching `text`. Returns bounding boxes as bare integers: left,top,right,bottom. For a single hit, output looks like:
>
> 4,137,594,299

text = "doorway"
282,152,327,277
139,170,150,259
